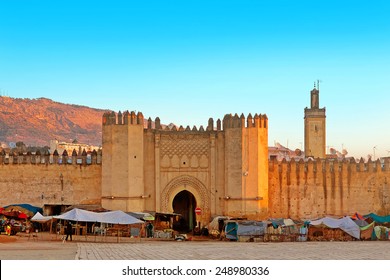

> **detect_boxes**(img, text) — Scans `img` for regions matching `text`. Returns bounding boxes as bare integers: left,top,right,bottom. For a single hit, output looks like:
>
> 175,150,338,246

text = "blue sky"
0,0,389,158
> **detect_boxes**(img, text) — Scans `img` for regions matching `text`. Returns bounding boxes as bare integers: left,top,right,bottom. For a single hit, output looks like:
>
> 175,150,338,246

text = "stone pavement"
2,232,390,260
0,239,77,260
76,240,390,260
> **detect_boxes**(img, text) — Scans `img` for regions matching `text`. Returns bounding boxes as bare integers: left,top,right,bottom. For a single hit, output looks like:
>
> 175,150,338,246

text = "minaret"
304,83,326,158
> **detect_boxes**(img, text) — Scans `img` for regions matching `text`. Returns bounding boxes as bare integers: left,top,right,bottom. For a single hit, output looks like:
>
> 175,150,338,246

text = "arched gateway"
161,175,210,230
173,191,196,231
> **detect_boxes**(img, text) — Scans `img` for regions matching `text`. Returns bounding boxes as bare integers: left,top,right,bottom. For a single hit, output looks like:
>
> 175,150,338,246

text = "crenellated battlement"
268,156,390,219
103,111,268,132
223,113,268,129
102,110,144,126
269,157,390,174
0,149,102,165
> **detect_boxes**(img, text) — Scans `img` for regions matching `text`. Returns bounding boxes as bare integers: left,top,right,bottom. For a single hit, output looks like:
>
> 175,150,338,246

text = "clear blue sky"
1,0,389,158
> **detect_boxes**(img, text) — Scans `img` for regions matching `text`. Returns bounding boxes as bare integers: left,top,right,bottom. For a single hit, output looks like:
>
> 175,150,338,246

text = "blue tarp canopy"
364,213,390,223
225,221,238,240
3,204,42,216
237,221,267,236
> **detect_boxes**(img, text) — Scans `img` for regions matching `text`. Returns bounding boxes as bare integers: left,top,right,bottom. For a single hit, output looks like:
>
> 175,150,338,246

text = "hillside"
0,96,106,147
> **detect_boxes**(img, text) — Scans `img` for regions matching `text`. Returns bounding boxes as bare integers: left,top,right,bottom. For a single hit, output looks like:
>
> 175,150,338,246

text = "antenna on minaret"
317,79,322,91
314,81,316,89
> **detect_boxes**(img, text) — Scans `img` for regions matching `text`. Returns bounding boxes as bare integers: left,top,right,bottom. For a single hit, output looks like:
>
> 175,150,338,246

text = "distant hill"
0,96,106,147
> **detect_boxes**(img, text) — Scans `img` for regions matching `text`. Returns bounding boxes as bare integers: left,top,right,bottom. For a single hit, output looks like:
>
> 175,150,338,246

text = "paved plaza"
75,240,390,260
1,233,390,260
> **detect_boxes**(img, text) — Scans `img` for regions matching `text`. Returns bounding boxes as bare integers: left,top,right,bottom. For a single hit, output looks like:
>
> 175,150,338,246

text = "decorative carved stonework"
159,134,209,168
160,134,209,158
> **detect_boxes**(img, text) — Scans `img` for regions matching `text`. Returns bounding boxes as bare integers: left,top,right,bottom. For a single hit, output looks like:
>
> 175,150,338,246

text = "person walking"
65,221,73,241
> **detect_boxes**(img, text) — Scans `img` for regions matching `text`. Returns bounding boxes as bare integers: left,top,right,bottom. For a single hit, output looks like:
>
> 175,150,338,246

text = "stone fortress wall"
1,152,389,220
0,106,389,220
0,151,102,214
268,157,390,219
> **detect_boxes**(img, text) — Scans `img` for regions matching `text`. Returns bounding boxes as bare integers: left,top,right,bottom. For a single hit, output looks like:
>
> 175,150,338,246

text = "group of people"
1,218,16,235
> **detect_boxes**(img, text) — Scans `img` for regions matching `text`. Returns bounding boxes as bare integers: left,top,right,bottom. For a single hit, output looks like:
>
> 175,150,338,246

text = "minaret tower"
304,82,326,158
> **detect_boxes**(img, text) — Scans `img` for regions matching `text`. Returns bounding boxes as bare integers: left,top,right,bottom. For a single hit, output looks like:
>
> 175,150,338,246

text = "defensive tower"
101,111,145,212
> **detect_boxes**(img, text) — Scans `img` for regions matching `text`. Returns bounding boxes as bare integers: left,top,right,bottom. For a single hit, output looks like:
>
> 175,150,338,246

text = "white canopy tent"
31,212,52,223
53,208,145,242
54,208,144,225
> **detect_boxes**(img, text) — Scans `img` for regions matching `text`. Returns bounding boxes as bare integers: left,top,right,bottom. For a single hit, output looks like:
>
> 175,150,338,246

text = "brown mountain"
0,96,106,147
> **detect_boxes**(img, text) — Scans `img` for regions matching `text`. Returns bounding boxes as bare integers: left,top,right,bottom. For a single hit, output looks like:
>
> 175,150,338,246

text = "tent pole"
50,218,53,239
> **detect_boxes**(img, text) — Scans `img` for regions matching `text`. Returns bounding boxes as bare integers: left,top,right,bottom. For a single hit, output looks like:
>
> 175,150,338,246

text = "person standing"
65,221,73,241
6,223,11,236
146,222,154,238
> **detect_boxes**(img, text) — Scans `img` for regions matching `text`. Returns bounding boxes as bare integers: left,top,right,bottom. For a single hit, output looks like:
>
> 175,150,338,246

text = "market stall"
266,219,302,242
308,216,360,241
53,208,144,242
